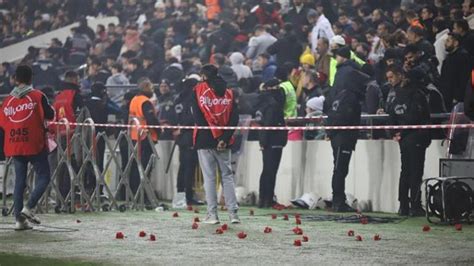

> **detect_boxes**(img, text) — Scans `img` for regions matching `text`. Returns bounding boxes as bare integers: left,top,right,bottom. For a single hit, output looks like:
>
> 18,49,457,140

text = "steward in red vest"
0,65,54,230
50,71,83,136
192,65,238,150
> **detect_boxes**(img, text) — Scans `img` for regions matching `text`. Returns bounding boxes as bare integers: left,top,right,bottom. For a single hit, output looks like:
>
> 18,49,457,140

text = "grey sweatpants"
197,149,238,215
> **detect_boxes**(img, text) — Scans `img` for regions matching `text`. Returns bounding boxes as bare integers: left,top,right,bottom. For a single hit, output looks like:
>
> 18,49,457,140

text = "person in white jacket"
433,18,450,73
307,9,334,53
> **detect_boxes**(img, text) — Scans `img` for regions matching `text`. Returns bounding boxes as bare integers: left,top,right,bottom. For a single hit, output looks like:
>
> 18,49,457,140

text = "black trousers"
259,147,283,203
130,139,154,195
399,139,427,208
84,137,105,194
176,146,198,201
331,140,354,205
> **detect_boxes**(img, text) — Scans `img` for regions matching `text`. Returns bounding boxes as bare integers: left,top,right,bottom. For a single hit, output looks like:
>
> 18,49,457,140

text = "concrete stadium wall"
152,140,446,213
0,16,119,63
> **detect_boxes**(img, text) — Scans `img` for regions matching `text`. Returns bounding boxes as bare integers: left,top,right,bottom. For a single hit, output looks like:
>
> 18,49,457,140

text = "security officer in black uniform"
174,75,203,205
255,78,288,208
389,68,431,217
325,47,369,212
156,79,178,140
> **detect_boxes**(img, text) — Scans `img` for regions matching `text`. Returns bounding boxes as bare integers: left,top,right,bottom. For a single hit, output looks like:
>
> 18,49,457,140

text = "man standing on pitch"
0,65,55,230
192,65,240,224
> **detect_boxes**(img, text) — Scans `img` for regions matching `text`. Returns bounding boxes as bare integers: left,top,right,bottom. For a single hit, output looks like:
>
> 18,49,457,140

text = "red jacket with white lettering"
193,81,235,147
1,90,46,156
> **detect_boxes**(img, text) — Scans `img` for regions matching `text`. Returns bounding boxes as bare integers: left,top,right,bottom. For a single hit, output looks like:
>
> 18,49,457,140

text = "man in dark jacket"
213,53,239,89
324,47,369,212
255,79,288,209
284,0,310,41
192,64,240,224
156,79,178,140
267,23,303,68
389,69,431,217
440,33,472,111
175,75,203,205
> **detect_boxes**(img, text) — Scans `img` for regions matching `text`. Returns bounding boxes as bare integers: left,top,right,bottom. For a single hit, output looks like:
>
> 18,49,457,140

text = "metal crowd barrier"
1,117,161,216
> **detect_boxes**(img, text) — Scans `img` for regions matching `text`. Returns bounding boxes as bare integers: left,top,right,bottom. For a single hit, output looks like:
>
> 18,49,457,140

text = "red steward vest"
194,82,234,144
51,89,77,135
1,90,46,156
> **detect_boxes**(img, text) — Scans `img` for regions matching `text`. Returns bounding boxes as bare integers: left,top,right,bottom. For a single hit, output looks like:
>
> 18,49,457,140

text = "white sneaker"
203,213,220,225
21,207,41,225
229,212,241,224
15,220,33,231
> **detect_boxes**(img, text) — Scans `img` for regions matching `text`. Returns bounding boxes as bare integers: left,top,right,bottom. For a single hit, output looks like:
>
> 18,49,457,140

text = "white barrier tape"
49,121,474,131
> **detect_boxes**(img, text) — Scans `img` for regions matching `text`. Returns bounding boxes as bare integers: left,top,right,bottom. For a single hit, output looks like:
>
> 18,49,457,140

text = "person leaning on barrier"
0,65,55,230
324,47,369,212
50,70,84,199
174,74,204,206
388,68,431,217
255,78,288,208
191,64,240,224
156,79,178,140
128,78,161,195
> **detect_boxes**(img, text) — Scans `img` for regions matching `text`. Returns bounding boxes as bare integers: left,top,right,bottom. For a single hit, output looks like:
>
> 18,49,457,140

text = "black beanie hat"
336,46,351,60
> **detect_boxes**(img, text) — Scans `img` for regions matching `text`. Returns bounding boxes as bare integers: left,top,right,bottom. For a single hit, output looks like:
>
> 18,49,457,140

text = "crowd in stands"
1,0,474,140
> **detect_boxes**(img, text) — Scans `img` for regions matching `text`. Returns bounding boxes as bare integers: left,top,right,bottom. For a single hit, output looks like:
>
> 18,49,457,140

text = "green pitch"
0,207,473,265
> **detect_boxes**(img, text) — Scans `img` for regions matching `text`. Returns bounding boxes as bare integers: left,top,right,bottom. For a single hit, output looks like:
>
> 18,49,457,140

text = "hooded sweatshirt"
230,52,253,81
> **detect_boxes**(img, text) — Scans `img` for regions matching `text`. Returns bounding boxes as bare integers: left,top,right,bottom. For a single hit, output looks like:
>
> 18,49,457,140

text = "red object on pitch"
249,209,254,216
296,218,302,225
173,212,179,217
294,239,302,246
139,231,146,237
187,205,193,211
423,225,431,232
271,214,277,219
216,228,224,234
149,234,156,241
302,235,309,242
221,224,228,231
194,217,200,223
355,235,363,241
192,223,199,230
455,224,462,231
283,214,289,220
264,227,272,233
347,230,355,237
360,217,369,225
295,214,301,219
292,226,303,235
194,208,199,214
237,231,247,239
115,232,124,239
374,234,381,241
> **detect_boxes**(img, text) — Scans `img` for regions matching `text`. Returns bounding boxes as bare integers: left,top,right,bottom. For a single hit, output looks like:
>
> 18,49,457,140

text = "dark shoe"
333,203,356,213
409,206,426,217
398,208,409,216
187,199,205,206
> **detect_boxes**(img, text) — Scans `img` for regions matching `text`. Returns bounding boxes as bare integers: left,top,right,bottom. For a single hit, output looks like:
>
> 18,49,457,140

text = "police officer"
255,78,288,208
0,65,55,230
156,79,178,140
325,47,369,212
174,75,203,205
129,78,160,195
389,68,431,217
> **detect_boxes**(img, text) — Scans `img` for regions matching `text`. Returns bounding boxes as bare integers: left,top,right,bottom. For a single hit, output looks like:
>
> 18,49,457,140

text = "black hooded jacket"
325,60,369,149
191,77,239,149
255,89,288,148
388,81,432,147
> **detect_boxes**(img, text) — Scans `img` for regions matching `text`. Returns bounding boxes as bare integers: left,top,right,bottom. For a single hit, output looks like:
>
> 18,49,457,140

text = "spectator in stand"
106,62,130,86
246,25,277,66
440,33,472,110
257,53,278,83
453,19,474,58
267,23,303,68
229,52,253,81
307,9,335,53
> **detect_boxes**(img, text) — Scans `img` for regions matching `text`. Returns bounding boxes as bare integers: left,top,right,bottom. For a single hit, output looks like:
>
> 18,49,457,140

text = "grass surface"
0,207,473,265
